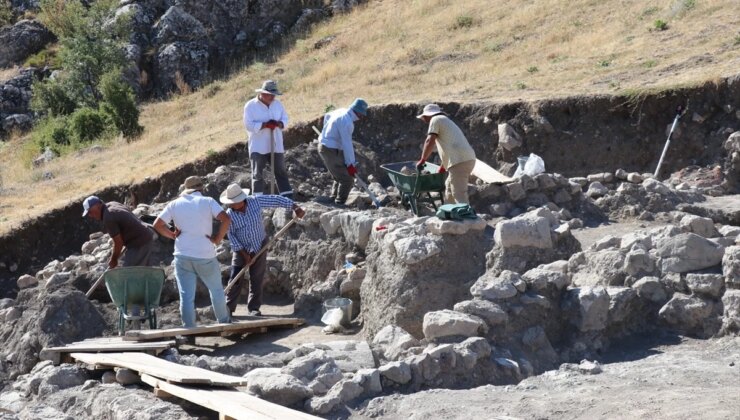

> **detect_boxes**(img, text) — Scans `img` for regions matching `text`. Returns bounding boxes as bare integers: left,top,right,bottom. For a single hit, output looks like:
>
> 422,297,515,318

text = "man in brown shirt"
83,196,157,268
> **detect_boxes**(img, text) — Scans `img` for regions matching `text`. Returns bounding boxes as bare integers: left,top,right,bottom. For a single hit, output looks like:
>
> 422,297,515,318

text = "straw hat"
181,176,204,195
220,183,250,204
416,103,444,119
255,80,282,96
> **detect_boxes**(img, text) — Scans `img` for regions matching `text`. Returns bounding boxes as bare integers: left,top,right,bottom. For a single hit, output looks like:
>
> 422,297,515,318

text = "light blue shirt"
319,108,359,166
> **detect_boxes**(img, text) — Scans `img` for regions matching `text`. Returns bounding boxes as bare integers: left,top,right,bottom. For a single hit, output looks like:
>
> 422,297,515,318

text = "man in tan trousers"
416,103,476,204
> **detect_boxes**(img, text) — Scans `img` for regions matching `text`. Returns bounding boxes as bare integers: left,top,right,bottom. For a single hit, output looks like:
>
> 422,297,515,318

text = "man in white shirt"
153,176,232,328
318,98,368,205
243,80,292,198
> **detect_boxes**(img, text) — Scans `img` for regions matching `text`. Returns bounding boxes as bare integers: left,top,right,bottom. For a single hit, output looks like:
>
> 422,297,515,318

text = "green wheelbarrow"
104,267,165,336
381,161,446,216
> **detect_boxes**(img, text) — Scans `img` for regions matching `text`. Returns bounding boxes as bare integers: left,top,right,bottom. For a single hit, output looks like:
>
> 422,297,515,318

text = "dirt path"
352,334,740,420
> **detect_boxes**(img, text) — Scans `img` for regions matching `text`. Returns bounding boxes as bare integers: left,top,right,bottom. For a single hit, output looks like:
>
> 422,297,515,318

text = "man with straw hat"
243,80,292,198
219,183,305,316
416,103,476,204
152,176,232,328
318,98,369,205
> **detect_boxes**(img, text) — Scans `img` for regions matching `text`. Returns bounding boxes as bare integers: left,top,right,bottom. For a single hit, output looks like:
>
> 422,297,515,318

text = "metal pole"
653,106,684,179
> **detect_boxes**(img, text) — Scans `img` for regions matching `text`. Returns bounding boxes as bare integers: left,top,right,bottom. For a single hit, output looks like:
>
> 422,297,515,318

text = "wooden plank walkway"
140,374,320,420
123,317,305,342
40,337,175,365
71,352,248,386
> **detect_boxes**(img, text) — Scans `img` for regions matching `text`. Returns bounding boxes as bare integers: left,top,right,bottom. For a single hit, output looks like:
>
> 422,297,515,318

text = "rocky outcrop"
0,68,40,138
0,20,54,68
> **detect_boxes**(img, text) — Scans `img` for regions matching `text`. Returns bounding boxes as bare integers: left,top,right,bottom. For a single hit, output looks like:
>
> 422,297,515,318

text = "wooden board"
140,374,319,420
123,318,305,342
40,338,175,365
71,352,248,386
472,159,514,184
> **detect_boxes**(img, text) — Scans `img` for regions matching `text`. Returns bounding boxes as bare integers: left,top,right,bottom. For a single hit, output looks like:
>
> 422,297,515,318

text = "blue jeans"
174,255,231,328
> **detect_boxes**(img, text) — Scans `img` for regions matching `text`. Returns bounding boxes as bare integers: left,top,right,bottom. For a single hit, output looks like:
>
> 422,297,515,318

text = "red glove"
438,166,446,174
347,164,357,177
264,121,278,130
416,160,425,171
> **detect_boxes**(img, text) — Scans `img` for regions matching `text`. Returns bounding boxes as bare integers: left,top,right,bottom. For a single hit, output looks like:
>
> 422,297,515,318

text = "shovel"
85,268,110,298
224,217,298,294
653,105,687,178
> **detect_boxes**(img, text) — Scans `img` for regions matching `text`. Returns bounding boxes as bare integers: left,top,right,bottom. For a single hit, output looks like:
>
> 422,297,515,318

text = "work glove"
347,164,358,177
438,166,446,174
415,159,425,171
264,121,278,130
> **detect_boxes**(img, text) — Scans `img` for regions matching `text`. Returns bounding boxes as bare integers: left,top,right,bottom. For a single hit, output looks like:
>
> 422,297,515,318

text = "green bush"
654,19,668,31
0,0,13,28
24,46,62,69
31,78,77,117
69,107,108,143
31,116,72,155
99,71,143,138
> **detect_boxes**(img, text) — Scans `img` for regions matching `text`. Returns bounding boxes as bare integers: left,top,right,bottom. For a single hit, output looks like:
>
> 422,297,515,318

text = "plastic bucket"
323,297,353,327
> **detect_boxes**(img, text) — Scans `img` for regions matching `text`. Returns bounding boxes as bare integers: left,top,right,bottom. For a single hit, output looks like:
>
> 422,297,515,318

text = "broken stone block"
114,368,140,385
352,368,382,395
679,215,718,238
522,267,569,291
623,248,655,277
642,178,671,195
569,250,627,287
494,214,552,249
244,368,312,406
378,361,412,385
626,172,643,183
319,210,343,235
425,217,487,235
101,371,117,384
659,293,715,335
453,299,508,326
657,233,724,273
16,275,38,289
586,181,608,198
497,123,522,151
470,271,519,300
565,286,610,332
392,235,441,265
720,290,740,334
422,310,486,340
372,325,420,361
505,181,526,201
722,246,740,288
339,212,374,250
685,273,724,298
632,276,669,303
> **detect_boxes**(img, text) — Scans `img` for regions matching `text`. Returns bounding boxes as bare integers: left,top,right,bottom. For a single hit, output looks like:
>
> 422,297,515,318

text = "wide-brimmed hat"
220,183,250,204
255,80,282,96
82,195,102,217
350,98,368,116
181,176,205,195
417,103,444,119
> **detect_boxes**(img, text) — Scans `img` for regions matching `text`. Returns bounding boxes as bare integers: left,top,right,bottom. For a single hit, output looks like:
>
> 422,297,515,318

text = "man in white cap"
152,176,232,328
82,196,157,269
416,104,476,204
318,98,368,205
219,184,305,316
243,80,292,198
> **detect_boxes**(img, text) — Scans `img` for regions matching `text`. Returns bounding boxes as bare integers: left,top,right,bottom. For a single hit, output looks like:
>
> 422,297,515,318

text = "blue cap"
82,196,102,217
350,98,368,116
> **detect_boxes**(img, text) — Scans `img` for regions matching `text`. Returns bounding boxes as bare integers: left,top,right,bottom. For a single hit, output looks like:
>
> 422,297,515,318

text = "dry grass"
1,0,739,233
0,67,21,83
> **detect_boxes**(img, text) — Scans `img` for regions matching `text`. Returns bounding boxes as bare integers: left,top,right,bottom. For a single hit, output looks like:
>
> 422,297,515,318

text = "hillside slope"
1,0,738,233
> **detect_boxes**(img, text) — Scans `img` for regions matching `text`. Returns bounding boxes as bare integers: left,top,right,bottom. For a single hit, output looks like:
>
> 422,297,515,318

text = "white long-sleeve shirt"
243,97,289,155
319,108,358,166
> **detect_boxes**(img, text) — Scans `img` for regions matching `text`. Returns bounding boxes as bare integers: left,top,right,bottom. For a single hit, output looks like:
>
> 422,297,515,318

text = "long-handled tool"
224,217,298,294
86,269,110,298
270,127,277,195
653,105,686,178
312,125,381,207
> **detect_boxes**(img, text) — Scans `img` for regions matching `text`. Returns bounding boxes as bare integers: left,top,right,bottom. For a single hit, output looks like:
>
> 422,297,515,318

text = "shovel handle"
85,270,108,298
224,218,298,294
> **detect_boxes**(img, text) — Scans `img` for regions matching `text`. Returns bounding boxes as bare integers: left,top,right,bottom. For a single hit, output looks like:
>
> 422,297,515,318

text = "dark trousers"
250,152,292,196
226,248,268,313
318,144,353,203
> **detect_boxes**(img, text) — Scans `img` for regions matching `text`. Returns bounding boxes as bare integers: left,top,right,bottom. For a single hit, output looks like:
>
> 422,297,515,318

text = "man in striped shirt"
219,183,305,316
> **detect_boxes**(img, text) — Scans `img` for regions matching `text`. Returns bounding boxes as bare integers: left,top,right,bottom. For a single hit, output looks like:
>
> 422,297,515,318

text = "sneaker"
248,310,262,317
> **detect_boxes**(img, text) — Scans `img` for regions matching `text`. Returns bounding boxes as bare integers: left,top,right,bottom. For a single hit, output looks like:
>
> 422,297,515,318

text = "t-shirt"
102,202,153,248
158,192,225,259
428,115,476,169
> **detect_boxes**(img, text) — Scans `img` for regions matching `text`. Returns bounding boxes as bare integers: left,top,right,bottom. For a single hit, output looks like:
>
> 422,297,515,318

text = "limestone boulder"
422,310,486,340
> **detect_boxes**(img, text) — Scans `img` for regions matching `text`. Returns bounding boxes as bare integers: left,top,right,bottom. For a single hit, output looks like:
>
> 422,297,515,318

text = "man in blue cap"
82,196,157,269
318,98,368,205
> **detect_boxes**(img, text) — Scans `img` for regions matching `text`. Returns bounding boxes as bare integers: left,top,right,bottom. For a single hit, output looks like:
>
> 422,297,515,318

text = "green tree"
69,107,107,142
100,70,143,138
31,78,77,116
